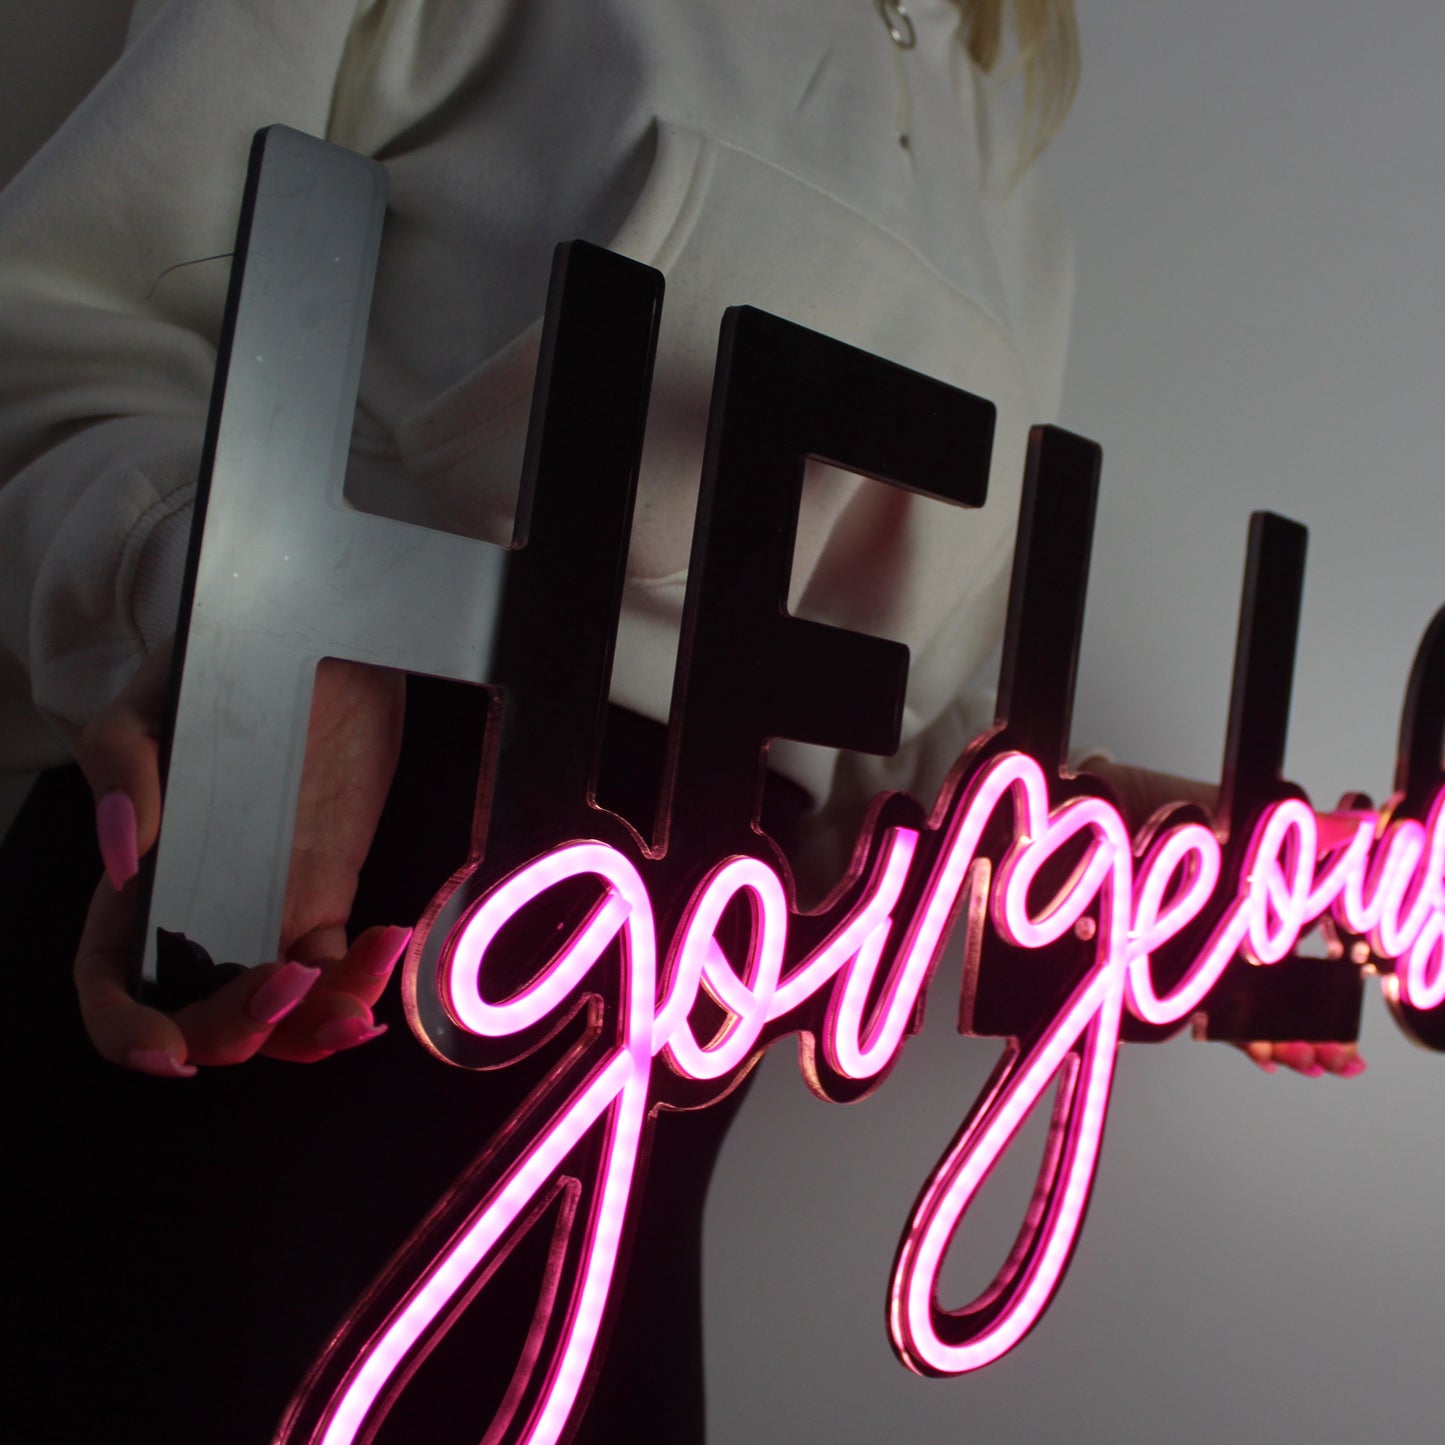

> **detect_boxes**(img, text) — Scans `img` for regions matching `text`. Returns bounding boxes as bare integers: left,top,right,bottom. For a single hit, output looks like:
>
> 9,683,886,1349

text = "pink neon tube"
1388,794,1445,1008
318,844,657,1445
769,826,918,1023
665,856,788,1079
293,756,1443,1444
441,841,652,1038
1122,822,1224,1023
825,759,1048,1082
892,965,1125,1372
889,760,1133,1372
1401,913,1445,1009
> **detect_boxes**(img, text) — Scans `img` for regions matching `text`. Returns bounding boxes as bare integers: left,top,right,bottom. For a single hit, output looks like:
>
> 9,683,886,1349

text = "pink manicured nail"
96,791,139,890
368,926,413,978
127,1049,197,1079
314,1017,388,1051
249,961,322,1025
1342,1057,1369,1078
1303,1064,1325,1078
1250,1056,1278,1075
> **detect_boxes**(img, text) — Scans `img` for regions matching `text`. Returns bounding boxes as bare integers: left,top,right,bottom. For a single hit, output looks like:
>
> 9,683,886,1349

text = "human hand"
73,638,409,1076
1076,754,1366,1081
1237,1039,1366,1078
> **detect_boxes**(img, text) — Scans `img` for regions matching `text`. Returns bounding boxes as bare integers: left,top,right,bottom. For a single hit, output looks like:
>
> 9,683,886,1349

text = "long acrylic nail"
96,791,139,890
314,1017,388,1052
128,1048,197,1079
1277,1042,1314,1072
368,926,413,978
249,961,322,1025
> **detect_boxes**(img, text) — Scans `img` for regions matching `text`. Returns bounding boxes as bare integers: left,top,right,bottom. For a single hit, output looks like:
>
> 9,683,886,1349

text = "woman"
4,4,1335,1440
2,0,1076,1060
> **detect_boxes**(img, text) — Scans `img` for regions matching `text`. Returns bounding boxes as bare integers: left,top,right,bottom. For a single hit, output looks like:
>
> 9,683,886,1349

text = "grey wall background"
3,3,1440,1442
0,1,132,187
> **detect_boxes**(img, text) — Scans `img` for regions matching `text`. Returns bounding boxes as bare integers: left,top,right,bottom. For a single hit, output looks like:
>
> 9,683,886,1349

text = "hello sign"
144,131,1442,1445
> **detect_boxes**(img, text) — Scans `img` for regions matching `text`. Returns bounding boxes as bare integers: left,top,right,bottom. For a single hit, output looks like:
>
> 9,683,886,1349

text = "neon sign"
286,756,1443,1443
157,128,1443,1445
260,241,1442,1442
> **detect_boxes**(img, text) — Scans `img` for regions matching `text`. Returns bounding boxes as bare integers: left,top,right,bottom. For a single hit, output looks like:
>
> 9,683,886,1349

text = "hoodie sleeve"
0,0,364,767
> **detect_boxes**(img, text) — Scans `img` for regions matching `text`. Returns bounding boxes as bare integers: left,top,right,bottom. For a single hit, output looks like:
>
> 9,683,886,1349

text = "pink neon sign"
281,749,1445,1444
146,187,1439,1439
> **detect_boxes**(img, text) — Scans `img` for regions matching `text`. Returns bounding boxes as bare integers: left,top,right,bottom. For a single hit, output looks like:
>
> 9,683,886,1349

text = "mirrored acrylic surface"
141,127,506,984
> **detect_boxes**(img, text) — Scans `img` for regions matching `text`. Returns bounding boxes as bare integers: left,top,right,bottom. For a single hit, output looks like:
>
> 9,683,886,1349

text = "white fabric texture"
0,0,1072,811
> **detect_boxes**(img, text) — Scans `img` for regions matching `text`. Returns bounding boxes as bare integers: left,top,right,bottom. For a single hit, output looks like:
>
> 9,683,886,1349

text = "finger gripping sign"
157,131,1442,1445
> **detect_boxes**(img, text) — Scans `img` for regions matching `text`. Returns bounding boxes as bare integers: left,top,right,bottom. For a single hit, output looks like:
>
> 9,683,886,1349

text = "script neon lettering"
312,757,1444,1444
319,844,656,1445
664,856,788,1080
892,756,1132,1372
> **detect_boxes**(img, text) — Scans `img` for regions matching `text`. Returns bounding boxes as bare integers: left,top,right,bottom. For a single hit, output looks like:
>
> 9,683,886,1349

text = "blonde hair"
957,0,1080,170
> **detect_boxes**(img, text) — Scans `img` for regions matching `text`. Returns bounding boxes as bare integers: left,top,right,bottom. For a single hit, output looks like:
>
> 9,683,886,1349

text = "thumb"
74,873,194,1077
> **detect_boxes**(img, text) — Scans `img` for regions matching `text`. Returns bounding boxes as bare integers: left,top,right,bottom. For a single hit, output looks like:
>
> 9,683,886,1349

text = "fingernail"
1277,1043,1313,1071
1303,1064,1325,1078
314,1016,388,1052
127,1048,197,1079
369,926,413,977
249,961,322,1025
96,791,139,890
1342,1057,1369,1078
1251,1056,1278,1075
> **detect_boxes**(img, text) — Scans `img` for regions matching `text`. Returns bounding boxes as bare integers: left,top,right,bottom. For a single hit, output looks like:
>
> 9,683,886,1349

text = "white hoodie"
0,0,1071,810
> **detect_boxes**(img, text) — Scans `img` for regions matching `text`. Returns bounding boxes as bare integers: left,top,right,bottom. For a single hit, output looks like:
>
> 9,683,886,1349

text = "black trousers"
7,678,806,1444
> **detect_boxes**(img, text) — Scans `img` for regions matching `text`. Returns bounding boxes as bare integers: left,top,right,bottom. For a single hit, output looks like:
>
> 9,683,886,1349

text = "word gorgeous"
302,756,1443,1445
